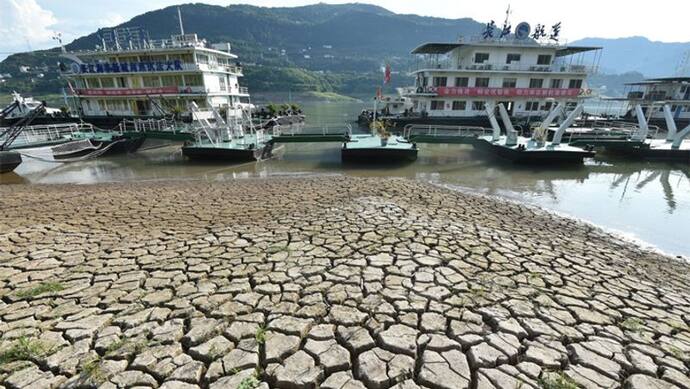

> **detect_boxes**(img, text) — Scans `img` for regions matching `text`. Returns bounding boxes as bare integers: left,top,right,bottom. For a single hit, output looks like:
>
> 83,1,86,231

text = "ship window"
472,101,486,111
502,78,517,88
529,79,544,88
430,100,445,110
219,75,227,91
474,53,490,64
184,74,203,86
100,77,115,88
537,55,552,65
162,75,182,87
432,77,447,87
475,77,490,87
550,79,563,88
543,102,553,111
455,77,469,87
452,101,466,110
196,54,209,64
506,54,521,64
526,101,540,111
143,76,161,87
116,77,127,88
569,79,583,89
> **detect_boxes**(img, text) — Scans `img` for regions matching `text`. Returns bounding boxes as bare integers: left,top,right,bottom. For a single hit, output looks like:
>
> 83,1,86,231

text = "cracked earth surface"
0,177,689,389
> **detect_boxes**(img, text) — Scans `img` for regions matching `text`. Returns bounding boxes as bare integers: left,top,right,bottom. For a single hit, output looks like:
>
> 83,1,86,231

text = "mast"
178,7,185,35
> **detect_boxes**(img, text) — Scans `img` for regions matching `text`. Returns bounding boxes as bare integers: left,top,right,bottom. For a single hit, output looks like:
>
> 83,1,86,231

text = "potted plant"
371,120,390,146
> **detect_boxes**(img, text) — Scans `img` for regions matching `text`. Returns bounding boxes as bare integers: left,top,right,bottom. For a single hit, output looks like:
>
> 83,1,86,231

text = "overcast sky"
1,0,689,60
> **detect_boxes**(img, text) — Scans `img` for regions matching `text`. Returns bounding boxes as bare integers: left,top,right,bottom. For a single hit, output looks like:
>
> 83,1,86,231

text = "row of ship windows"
428,101,554,111
473,53,552,65
75,75,236,91
97,53,231,66
423,77,583,89
84,98,211,112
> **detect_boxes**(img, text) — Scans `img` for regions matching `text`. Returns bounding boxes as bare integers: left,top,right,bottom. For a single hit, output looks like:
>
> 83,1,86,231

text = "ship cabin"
623,77,690,123
407,39,601,121
60,33,250,122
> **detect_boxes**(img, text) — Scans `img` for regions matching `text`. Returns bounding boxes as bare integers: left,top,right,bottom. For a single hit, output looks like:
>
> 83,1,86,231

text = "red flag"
384,64,391,84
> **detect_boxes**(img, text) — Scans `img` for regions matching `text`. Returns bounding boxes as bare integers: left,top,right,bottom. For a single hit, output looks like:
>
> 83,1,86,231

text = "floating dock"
182,133,274,162
341,134,417,163
569,104,690,162
475,103,594,164
406,103,595,164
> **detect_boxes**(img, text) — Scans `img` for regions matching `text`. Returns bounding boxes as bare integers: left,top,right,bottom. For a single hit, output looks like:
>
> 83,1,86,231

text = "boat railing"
5,122,95,146
414,61,596,74
273,124,338,138
118,118,179,134
403,124,490,140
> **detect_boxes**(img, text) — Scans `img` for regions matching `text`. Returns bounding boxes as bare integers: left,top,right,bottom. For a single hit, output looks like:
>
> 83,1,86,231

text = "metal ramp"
403,124,487,144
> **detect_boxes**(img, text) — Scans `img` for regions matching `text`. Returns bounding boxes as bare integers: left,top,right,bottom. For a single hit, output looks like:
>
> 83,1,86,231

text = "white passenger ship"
377,20,602,129
617,77,690,129
58,20,250,128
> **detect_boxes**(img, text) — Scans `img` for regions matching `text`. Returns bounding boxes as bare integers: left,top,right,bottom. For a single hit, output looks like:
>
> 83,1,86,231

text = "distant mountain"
0,3,484,96
65,3,482,67
572,36,690,77
2,3,690,98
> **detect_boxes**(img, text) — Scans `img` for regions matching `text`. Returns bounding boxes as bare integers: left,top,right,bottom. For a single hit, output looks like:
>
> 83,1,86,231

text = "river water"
3,101,689,258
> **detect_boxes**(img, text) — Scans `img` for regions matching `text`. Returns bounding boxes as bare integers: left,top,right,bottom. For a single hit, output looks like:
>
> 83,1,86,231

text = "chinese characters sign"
73,60,184,74
433,87,580,98
74,86,182,96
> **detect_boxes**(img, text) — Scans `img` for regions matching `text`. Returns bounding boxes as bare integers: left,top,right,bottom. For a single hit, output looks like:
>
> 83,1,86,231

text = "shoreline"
435,181,688,262
1,176,689,388
5,169,686,260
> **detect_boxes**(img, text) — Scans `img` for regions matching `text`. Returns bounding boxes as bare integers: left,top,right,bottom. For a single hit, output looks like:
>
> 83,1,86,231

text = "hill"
0,3,483,98
2,3,689,99
572,36,690,77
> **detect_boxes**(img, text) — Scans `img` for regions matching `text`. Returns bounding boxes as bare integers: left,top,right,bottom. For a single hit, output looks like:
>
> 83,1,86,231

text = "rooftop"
411,41,601,57
626,77,690,86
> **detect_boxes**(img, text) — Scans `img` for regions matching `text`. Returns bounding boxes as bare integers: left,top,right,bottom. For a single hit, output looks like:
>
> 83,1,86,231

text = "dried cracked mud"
0,176,689,389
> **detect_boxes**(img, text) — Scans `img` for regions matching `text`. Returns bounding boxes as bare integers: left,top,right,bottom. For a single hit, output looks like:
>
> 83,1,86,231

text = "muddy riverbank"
0,177,688,388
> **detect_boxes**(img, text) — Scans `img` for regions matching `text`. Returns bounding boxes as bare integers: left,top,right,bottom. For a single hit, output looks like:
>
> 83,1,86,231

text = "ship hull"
0,151,22,173
182,146,265,162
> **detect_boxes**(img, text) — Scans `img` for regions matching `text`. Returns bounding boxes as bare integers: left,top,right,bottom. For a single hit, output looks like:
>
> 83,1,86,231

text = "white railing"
6,123,95,147
415,62,595,74
403,124,491,139
117,118,179,134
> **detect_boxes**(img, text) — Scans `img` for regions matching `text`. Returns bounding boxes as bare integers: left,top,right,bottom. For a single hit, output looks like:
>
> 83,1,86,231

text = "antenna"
177,7,185,35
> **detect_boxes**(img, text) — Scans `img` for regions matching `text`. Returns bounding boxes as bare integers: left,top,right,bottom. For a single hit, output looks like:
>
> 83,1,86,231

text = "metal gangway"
2,122,96,150
402,124,490,144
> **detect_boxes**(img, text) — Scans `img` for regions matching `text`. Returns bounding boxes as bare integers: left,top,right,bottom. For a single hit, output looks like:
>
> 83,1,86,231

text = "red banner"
433,87,581,98
75,86,181,96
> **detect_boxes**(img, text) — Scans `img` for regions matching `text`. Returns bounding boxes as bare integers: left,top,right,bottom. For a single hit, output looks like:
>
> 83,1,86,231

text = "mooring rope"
18,140,126,163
